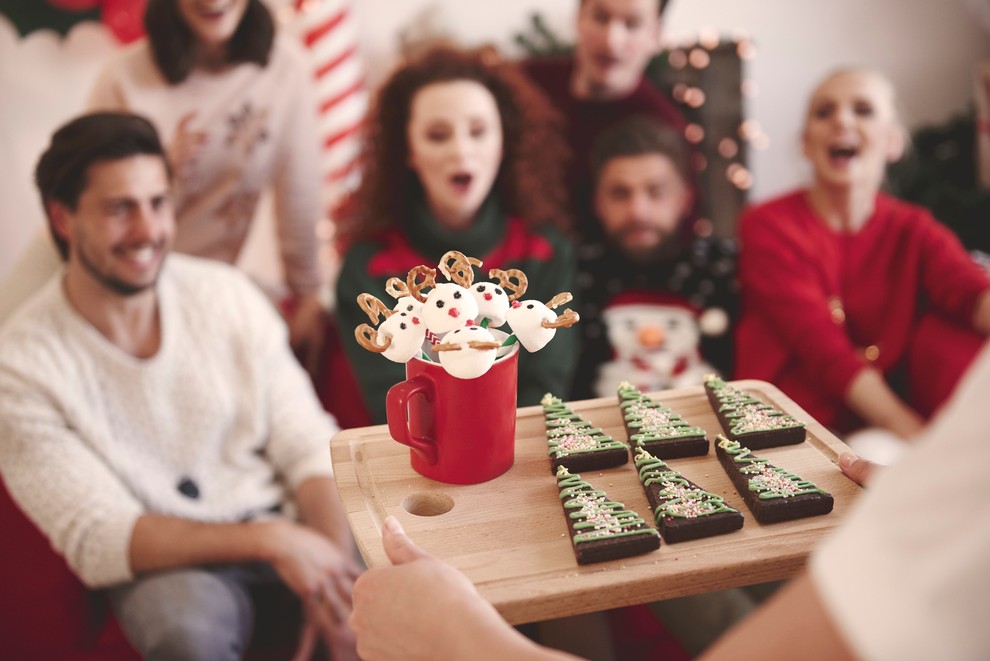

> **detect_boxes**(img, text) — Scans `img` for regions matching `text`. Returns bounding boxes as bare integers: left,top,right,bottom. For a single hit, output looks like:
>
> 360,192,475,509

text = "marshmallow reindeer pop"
505,292,581,352
354,251,578,379
421,252,480,334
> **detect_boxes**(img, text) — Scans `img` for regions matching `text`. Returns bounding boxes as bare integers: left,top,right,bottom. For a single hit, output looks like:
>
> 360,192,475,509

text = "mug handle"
386,375,438,465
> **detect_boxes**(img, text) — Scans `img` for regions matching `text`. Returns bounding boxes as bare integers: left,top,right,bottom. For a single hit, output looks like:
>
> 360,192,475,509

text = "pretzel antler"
438,251,482,288
488,268,529,302
355,324,391,353
467,341,502,350
357,293,393,324
406,266,436,303
546,292,573,309
432,343,461,352
385,277,412,301
541,309,580,329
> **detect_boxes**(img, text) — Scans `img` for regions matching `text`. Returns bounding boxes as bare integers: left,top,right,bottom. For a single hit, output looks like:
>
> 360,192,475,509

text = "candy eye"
495,288,503,296
436,300,445,309
400,323,407,330
476,285,486,292
527,303,535,309
453,291,462,299
406,304,414,311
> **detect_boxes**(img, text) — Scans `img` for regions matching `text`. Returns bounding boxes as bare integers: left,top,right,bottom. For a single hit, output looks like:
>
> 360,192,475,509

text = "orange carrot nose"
638,325,665,349
448,308,460,318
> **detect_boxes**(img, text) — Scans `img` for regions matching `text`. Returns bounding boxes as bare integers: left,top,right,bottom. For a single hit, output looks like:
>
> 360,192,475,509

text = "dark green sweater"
336,197,577,423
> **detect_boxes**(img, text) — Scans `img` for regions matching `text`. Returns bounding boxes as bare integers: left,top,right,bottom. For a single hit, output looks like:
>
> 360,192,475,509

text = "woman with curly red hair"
334,44,576,423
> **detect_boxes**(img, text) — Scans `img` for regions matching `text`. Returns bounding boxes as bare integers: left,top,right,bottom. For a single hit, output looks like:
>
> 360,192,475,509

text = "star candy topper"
355,251,579,379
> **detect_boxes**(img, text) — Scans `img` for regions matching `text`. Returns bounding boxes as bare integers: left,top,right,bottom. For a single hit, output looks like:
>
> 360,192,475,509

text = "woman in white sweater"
88,0,326,353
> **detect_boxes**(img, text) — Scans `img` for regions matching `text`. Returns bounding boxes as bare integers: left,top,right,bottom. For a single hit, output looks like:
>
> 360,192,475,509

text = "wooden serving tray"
330,380,862,625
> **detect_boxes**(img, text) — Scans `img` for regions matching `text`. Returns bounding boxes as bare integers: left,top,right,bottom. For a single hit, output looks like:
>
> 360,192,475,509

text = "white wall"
663,0,990,200
352,0,990,200
2,0,987,283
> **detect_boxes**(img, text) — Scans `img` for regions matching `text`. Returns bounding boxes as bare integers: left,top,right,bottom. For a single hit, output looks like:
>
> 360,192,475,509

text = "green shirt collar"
408,192,506,259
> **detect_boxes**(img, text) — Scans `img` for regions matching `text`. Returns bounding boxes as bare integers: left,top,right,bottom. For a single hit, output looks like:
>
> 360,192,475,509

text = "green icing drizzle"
616,382,704,445
716,435,825,500
705,377,804,434
542,393,627,458
555,467,656,544
634,449,736,521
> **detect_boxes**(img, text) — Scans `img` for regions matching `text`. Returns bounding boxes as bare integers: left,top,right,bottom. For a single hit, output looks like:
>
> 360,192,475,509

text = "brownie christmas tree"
542,393,629,473
555,466,660,564
634,448,743,542
704,375,805,449
618,382,709,459
715,435,833,524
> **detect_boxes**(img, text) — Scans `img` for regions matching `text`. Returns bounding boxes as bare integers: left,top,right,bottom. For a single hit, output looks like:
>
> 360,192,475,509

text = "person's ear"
801,124,812,161
593,180,607,219
886,124,907,163
48,201,72,244
649,19,664,56
677,179,695,219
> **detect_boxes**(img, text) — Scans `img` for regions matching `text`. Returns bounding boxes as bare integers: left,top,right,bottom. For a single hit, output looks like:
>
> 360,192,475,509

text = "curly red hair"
335,44,572,248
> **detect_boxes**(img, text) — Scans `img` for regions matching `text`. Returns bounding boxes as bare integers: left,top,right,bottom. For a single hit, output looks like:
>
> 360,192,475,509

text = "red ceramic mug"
386,337,519,484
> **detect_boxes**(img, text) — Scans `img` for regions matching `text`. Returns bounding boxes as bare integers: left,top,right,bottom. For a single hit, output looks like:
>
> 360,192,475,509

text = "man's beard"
78,244,163,297
605,225,685,266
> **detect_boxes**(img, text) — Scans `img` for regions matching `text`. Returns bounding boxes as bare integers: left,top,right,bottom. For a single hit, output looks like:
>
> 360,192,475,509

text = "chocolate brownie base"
556,467,660,564
551,448,629,474
634,449,744,543
657,509,744,544
715,436,833,524
632,434,709,460
563,516,663,564
704,378,806,450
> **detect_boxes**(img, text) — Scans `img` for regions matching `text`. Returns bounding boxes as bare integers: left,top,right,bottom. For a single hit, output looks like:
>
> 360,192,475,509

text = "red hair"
335,44,572,249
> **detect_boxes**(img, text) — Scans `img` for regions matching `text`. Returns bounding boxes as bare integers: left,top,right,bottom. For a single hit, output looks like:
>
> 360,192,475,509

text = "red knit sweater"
735,190,990,430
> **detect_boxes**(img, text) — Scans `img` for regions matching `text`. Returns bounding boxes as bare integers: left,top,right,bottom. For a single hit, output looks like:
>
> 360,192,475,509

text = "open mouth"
115,244,161,267
594,54,621,70
827,143,859,166
450,172,473,193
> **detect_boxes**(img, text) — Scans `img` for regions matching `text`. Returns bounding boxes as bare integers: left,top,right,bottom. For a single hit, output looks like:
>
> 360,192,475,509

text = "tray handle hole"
401,492,455,517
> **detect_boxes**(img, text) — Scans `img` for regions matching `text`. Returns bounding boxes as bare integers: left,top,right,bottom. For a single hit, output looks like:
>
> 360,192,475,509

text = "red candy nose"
448,308,460,318
484,293,493,301
511,301,521,308
412,317,420,325
465,319,476,327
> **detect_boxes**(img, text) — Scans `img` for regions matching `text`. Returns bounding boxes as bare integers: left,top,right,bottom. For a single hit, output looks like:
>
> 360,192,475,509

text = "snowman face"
422,283,480,334
392,296,422,318
437,326,498,379
505,300,556,352
470,281,510,327
378,310,427,363
602,304,700,360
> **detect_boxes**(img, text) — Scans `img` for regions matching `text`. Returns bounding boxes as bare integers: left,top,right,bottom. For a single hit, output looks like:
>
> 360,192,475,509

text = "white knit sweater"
0,255,336,588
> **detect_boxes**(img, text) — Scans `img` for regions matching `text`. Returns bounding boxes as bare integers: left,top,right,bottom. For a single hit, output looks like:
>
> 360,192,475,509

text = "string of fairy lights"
665,28,764,196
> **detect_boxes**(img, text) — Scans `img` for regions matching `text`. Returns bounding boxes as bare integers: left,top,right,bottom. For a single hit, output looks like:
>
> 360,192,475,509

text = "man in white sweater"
0,112,359,660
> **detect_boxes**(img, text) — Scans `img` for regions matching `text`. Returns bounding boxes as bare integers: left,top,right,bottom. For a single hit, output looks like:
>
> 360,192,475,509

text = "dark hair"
35,112,170,260
590,115,690,187
144,0,274,84
336,44,571,248
579,0,670,17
